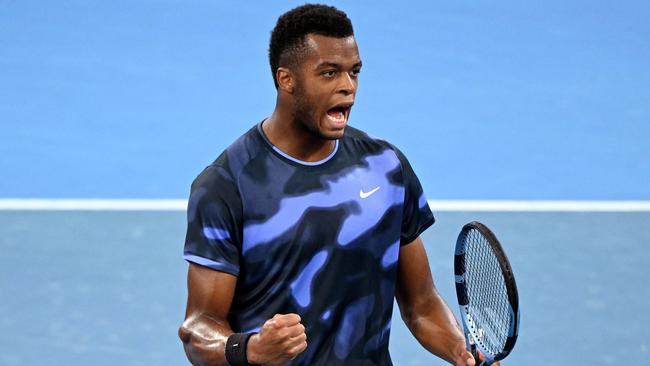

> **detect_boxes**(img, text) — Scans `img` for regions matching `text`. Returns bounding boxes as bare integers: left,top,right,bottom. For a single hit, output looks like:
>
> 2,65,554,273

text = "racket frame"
454,221,520,365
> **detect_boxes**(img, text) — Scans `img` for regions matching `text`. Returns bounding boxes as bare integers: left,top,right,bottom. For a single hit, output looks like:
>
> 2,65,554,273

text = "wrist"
225,332,258,366
245,333,262,365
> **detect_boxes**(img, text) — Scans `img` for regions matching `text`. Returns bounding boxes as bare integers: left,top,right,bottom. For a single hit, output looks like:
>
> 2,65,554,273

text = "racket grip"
470,344,479,366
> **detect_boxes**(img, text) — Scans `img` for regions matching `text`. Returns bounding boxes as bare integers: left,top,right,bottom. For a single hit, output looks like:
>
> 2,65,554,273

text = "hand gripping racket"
454,221,520,365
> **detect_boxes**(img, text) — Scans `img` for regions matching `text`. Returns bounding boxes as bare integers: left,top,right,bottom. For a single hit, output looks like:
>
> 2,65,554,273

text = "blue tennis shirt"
184,122,434,365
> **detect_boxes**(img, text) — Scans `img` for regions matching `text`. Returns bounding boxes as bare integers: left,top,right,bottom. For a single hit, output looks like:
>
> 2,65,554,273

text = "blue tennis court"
1,210,648,365
2,0,649,365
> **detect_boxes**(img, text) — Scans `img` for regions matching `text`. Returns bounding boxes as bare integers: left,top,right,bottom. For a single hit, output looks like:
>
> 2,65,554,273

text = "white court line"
0,199,649,211
428,200,650,212
0,199,187,211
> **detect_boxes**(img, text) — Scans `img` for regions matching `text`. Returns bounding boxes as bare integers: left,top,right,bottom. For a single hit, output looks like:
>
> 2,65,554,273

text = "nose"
337,72,356,95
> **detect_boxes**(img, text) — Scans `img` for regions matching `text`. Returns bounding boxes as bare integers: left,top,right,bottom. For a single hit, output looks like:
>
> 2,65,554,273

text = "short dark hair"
269,4,354,88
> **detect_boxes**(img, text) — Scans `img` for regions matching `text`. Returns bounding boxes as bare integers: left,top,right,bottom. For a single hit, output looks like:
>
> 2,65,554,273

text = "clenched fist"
246,313,308,365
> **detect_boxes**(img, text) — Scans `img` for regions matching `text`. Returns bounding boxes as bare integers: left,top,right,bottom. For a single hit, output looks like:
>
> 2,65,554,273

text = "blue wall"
2,0,649,199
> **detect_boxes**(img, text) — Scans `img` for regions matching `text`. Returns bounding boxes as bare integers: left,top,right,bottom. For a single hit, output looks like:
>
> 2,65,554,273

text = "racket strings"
463,228,511,356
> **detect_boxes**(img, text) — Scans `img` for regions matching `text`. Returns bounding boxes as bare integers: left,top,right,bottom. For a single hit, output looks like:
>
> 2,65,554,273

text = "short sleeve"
394,148,435,245
183,165,242,276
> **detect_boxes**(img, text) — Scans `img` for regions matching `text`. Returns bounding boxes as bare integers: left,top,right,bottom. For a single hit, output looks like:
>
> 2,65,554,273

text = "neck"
263,107,336,163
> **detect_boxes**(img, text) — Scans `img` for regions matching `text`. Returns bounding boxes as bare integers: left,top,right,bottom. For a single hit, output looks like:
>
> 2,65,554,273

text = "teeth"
328,110,345,122
327,105,351,124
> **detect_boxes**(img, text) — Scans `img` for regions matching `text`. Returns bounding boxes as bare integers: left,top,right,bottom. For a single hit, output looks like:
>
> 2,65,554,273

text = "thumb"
456,350,476,366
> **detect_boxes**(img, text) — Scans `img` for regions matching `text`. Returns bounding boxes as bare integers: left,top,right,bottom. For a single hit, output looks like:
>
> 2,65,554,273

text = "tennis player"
179,4,496,366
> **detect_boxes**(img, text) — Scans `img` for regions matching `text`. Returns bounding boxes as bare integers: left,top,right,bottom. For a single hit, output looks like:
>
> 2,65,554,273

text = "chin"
320,127,346,140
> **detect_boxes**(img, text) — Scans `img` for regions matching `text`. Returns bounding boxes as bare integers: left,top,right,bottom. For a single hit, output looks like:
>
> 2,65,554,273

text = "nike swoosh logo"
360,186,380,198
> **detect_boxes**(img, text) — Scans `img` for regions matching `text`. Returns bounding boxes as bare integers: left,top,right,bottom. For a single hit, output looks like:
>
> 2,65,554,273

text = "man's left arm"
395,236,499,366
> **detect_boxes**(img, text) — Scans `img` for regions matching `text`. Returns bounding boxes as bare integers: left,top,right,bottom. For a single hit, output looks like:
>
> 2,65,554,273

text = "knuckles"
259,314,308,361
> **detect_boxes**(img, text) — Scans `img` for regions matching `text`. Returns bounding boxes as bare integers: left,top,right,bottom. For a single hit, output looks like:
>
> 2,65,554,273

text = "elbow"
178,320,200,364
178,321,203,366
177,318,229,366
400,301,431,335
400,307,418,330
179,316,198,346
178,322,192,345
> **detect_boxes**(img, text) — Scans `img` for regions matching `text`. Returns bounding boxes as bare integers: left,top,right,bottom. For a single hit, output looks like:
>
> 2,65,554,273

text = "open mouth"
326,102,353,125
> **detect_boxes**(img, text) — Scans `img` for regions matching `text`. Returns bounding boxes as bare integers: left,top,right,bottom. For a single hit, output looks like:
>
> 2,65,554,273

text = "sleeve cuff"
400,213,435,245
184,253,240,276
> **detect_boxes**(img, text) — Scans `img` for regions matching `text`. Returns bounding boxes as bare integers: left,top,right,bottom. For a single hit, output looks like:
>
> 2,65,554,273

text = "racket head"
454,221,519,364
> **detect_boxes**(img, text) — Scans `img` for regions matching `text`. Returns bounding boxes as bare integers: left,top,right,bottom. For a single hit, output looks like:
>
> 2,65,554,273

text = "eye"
350,68,361,77
323,70,336,78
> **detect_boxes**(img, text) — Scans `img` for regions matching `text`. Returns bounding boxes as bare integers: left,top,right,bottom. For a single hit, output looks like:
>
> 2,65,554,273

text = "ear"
276,67,295,93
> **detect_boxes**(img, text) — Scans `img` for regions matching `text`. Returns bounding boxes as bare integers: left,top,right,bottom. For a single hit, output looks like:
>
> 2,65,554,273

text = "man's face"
291,34,361,140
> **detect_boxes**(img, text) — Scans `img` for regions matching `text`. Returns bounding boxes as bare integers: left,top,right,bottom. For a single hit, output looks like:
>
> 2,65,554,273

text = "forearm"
401,291,466,364
179,314,233,366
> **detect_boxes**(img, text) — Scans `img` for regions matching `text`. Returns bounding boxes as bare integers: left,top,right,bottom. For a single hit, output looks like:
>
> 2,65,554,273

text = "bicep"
185,262,238,322
179,264,238,365
395,237,437,314
395,237,467,362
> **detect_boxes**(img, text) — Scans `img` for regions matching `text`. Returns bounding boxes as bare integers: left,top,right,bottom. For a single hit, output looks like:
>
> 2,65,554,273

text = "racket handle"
471,344,488,366
470,343,480,366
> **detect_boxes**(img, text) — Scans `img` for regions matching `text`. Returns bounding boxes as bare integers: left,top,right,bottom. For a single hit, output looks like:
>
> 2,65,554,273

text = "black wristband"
225,332,257,366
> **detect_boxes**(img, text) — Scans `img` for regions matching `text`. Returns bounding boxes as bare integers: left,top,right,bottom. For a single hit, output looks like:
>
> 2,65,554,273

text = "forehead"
301,34,360,66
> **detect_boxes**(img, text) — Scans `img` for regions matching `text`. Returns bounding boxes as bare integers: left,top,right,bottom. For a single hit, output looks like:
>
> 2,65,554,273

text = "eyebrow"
314,61,363,70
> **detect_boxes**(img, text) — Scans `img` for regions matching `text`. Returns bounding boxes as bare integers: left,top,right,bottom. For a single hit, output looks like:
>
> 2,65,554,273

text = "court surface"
2,1,649,365
2,0,649,200
1,210,648,365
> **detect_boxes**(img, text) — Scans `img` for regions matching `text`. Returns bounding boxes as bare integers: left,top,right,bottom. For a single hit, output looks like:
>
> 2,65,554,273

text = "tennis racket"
454,221,520,365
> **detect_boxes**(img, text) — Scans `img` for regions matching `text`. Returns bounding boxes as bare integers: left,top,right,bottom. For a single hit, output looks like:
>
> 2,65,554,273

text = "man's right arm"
178,262,238,366
178,263,308,366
